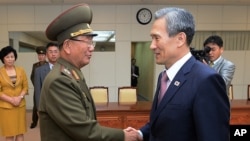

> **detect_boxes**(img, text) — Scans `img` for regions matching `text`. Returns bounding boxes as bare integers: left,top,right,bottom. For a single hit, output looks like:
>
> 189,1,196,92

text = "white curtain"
192,31,250,50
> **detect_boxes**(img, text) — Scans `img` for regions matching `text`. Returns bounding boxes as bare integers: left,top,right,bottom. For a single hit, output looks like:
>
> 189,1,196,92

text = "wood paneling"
96,100,250,129
96,101,151,129
230,100,250,125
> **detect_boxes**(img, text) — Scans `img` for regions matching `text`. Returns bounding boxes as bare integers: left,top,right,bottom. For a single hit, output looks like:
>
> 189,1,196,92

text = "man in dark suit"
131,58,139,87
203,35,236,96
30,46,47,129
126,7,230,141
38,3,138,141
34,42,59,109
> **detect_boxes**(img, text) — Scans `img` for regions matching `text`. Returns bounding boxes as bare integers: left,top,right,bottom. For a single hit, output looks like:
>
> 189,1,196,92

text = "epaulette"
60,65,73,79
71,70,80,80
60,65,80,80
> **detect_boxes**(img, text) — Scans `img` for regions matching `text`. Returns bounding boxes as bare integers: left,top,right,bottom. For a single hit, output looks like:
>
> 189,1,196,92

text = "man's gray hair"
155,7,195,45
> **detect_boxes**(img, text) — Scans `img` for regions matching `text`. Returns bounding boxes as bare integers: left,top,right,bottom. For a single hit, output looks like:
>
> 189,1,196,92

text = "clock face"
136,8,152,25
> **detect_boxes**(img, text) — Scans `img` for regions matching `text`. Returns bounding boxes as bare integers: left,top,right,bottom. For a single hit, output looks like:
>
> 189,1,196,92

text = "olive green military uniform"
39,3,124,141
39,58,124,141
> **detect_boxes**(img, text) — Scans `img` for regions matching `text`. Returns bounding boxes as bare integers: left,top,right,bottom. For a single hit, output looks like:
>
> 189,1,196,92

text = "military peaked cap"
46,3,97,45
36,46,46,54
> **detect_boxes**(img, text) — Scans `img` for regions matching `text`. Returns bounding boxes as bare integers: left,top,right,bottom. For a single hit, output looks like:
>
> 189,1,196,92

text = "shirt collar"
49,63,54,70
212,56,222,65
164,52,192,82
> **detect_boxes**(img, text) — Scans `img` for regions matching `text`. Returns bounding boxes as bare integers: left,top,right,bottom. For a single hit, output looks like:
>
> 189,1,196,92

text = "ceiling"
0,0,250,5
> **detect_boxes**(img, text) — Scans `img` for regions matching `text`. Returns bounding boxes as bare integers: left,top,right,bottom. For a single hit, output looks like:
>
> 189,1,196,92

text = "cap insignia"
70,29,93,37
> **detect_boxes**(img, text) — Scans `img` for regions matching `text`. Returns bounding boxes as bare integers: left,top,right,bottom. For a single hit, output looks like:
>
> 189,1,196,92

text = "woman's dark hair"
0,46,18,64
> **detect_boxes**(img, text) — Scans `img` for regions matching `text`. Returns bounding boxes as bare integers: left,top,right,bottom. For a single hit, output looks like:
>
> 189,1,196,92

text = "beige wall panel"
116,5,131,23
7,6,34,24
196,24,223,31
35,5,62,24
7,24,35,31
116,24,131,41
222,24,247,30
0,6,7,24
89,52,116,86
92,5,116,23
115,41,131,87
197,6,222,24
222,6,247,24
131,24,151,41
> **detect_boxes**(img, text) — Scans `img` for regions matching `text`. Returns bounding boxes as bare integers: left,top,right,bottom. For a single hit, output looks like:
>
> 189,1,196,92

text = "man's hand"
124,127,143,141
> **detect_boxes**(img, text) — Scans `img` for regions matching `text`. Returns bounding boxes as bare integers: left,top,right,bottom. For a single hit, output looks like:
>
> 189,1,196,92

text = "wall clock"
136,8,152,25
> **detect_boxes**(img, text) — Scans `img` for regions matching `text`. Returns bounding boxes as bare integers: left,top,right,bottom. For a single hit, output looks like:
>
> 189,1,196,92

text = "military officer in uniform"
30,46,47,129
39,3,138,141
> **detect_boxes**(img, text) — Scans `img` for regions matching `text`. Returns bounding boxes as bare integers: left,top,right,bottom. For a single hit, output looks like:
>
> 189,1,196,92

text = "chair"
248,85,250,100
89,86,109,103
118,86,137,104
229,84,233,100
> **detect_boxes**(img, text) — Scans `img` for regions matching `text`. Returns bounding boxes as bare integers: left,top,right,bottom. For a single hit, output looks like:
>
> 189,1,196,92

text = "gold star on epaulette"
60,65,72,77
63,68,71,75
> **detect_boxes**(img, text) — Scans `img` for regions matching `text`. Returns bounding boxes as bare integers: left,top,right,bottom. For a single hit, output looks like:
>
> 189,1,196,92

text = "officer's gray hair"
155,7,195,45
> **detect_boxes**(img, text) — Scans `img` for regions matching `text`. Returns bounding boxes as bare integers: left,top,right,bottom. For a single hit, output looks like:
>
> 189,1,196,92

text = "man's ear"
62,40,71,54
176,32,186,48
220,46,224,54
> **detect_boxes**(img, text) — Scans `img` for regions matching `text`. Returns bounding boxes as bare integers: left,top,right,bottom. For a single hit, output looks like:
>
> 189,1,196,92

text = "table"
96,101,151,129
230,99,250,125
95,100,250,129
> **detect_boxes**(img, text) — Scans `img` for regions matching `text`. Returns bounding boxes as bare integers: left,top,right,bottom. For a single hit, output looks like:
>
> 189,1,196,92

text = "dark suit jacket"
30,61,47,85
140,56,230,141
131,65,139,87
34,63,51,108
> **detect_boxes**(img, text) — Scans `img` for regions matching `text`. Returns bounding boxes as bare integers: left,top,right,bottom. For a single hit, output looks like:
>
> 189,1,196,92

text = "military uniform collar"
58,58,84,81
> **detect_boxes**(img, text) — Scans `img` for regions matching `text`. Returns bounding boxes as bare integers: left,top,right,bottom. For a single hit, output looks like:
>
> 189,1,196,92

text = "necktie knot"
209,61,214,67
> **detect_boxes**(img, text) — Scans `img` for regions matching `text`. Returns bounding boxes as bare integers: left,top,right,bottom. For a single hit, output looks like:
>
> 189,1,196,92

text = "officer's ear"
62,39,71,54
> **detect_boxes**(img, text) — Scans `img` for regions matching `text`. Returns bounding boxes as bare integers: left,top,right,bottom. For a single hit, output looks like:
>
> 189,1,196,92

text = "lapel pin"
174,81,180,86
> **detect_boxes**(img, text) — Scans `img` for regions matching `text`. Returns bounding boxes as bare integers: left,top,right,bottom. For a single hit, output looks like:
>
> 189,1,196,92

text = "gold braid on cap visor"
70,29,93,37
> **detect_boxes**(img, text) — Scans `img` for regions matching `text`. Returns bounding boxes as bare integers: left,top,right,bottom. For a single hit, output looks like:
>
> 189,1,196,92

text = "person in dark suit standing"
30,46,47,129
38,3,138,141
131,58,139,87
34,42,59,110
203,35,236,96
126,7,230,141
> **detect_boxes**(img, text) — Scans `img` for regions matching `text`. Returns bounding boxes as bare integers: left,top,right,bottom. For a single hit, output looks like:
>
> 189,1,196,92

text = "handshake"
123,127,143,141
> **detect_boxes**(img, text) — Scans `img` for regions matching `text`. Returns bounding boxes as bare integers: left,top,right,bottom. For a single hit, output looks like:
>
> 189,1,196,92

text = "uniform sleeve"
43,76,124,141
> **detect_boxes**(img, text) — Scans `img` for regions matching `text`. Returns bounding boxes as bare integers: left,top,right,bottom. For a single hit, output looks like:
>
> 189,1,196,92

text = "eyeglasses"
70,38,96,48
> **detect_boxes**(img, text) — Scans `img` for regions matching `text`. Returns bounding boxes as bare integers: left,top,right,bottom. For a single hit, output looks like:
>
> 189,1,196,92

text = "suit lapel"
212,57,223,71
0,66,20,87
150,57,195,126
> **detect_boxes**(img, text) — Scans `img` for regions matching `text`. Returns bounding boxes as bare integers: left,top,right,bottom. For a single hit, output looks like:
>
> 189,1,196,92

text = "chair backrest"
229,84,233,100
89,86,109,103
248,85,250,100
118,86,137,104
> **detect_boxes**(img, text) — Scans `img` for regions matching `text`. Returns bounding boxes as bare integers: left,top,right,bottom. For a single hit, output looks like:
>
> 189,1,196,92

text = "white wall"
0,4,250,109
